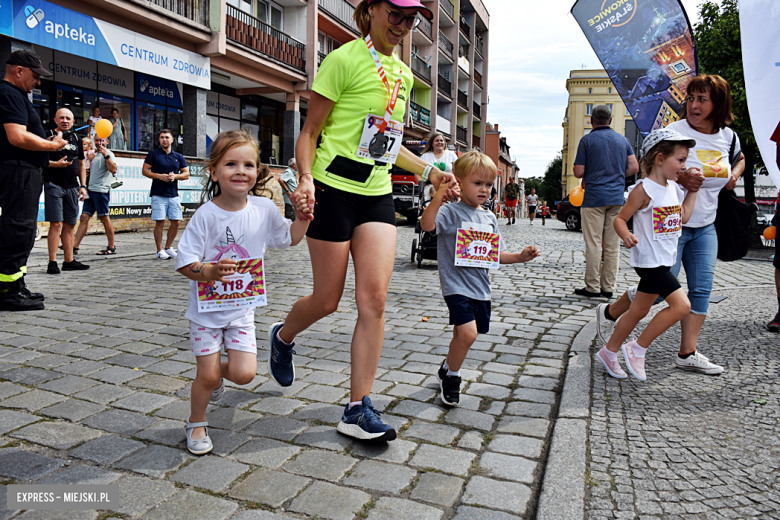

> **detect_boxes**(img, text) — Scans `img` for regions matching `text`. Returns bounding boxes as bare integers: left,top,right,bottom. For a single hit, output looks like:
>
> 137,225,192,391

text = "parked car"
557,195,580,231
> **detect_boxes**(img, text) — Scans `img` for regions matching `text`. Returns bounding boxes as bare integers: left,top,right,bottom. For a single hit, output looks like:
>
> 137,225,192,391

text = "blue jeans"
671,224,718,315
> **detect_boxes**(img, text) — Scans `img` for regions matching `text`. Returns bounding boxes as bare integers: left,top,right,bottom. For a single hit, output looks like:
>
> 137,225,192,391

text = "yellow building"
561,70,633,197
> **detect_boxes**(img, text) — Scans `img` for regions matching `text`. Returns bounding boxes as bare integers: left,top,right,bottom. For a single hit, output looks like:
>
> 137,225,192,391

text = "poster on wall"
571,0,698,135
740,0,780,190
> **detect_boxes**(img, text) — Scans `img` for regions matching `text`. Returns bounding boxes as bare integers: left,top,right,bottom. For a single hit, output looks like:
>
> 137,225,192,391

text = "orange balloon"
569,185,584,207
763,226,776,240
95,118,113,139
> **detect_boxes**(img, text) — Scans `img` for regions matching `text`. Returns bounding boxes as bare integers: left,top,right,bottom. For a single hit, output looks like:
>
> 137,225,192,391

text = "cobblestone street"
0,216,775,519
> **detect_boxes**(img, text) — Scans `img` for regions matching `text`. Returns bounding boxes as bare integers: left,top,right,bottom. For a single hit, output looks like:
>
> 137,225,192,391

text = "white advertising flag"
740,0,780,189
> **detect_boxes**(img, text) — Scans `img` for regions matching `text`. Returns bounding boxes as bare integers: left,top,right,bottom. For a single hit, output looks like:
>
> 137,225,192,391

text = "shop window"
98,95,133,151
137,102,167,152
242,103,259,123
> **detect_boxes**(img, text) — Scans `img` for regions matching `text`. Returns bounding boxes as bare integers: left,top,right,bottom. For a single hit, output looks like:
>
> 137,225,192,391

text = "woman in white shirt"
597,74,745,376
420,132,458,173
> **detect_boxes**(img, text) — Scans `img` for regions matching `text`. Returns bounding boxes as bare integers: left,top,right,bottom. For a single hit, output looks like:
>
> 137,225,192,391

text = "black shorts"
774,236,780,270
444,294,491,334
306,180,396,242
634,266,682,299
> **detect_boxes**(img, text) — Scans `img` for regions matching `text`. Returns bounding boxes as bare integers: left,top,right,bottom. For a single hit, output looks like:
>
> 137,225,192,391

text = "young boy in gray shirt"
420,151,540,406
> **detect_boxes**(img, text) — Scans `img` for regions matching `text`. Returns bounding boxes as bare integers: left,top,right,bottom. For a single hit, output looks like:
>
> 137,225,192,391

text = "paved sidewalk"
585,285,780,520
0,218,774,519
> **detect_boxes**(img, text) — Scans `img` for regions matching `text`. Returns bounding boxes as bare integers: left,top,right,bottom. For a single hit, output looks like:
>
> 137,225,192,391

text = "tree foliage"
695,0,760,200
523,154,563,204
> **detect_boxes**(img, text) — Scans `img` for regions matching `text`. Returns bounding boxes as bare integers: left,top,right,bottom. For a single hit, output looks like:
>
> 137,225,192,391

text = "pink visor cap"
367,0,434,20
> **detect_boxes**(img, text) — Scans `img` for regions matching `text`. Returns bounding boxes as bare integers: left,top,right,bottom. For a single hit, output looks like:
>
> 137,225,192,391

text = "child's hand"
622,234,639,249
436,179,451,196
211,258,238,282
519,246,541,263
294,193,312,220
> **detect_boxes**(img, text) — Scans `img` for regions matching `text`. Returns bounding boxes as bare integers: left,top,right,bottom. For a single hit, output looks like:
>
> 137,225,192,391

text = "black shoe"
769,312,780,333
0,290,45,311
62,260,90,271
20,285,44,301
47,261,60,274
512,218,515,224
600,290,614,298
436,361,461,406
574,287,601,298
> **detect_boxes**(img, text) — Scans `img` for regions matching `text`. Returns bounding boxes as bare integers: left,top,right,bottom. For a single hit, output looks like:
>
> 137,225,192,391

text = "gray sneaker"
596,303,615,344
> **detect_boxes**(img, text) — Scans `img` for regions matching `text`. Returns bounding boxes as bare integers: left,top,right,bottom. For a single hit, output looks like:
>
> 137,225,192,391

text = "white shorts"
189,321,257,357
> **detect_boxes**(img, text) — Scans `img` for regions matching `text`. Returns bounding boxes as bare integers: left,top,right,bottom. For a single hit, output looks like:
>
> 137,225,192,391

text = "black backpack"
714,131,756,262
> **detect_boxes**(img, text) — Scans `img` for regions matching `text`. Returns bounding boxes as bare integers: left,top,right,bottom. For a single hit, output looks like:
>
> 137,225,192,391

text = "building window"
608,87,612,94
625,107,630,116
584,129,592,135
586,104,593,115
256,0,283,30
588,88,592,94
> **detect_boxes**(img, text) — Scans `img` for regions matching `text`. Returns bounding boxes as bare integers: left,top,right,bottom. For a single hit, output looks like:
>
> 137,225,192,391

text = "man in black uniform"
0,50,66,311
44,107,89,274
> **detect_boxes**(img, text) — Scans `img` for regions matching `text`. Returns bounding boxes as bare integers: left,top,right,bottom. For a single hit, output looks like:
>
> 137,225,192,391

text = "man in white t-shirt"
526,189,539,224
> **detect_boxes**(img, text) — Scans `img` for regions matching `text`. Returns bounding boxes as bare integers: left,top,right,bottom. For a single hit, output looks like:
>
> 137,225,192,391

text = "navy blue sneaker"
337,396,396,442
268,322,296,387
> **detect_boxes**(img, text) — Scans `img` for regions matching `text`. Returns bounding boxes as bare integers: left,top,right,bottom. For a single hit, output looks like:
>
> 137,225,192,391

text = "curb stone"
536,319,596,520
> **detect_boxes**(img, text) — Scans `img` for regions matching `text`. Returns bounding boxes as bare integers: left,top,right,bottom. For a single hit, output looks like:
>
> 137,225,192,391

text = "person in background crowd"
278,157,299,221
573,104,639,298
108,108,127,150
540,201,549,226
73,137,117,255
43,108,89,274
0,50,67,311
526,188,538,225
143,129,189,259
504,177,520,224
87,106,101,140
420,132,458,174
768,119,780,332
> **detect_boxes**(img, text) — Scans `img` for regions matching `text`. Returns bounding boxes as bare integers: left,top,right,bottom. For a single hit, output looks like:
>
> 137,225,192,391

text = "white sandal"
185,419,213,455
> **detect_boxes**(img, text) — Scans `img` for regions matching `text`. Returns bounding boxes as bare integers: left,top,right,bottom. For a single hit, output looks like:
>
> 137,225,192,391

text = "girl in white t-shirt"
596,130,698,382
175,129,311,455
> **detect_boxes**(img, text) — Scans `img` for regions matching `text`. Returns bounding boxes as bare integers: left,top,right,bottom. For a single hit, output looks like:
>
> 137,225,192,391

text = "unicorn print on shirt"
212,227,250,261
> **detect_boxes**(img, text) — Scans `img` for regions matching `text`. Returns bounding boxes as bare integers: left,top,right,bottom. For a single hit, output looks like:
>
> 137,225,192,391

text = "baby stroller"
411,181,438,267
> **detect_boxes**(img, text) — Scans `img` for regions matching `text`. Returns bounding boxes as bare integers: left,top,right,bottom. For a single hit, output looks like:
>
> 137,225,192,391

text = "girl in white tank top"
595,129,699,382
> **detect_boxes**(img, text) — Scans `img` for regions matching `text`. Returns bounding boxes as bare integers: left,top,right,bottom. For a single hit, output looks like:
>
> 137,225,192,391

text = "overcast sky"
483,0,719,178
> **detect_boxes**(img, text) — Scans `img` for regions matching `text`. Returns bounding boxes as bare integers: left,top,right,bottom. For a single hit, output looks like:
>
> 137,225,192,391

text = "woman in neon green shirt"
266,0,457,442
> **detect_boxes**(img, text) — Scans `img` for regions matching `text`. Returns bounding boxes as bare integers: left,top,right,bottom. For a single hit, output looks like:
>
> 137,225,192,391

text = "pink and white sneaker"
621,340,646,381
596,347,627,379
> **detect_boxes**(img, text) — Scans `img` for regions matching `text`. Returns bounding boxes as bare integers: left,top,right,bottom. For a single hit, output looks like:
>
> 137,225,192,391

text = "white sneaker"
627,285,637,301
164,247,178,258
675,351,724,375
156,250,171,260
596,303,615,344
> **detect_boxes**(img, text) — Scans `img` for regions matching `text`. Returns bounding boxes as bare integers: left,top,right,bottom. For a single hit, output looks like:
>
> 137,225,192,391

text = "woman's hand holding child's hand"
622,233,639,249
294,193,313,219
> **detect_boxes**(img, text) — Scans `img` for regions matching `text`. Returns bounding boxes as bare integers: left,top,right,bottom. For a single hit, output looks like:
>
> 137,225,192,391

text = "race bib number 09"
652,205,682,240
197,257,266,313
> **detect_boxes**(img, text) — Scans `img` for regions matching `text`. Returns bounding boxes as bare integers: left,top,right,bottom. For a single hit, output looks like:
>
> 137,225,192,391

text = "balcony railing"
474,69,483,88
457,90,468,109
411,54,431,83
438,74,452,97
226,5,306,72
318,0,360,35
456,125,467,144
438,30,453,60
318,51,327,66
475,36,484,57
409,101,431,128
149,0,209,26
441,0,454,20
472,134,480,148
473,101,481,119
459,17,470,40
418,16,433,39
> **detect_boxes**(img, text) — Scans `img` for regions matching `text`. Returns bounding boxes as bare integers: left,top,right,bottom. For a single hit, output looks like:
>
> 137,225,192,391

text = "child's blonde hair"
82,136,93,149
202,129,269,204
453,151,497,181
